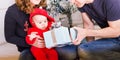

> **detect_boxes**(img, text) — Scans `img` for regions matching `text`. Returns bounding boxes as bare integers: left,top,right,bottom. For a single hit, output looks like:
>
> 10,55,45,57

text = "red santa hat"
29,8,55,27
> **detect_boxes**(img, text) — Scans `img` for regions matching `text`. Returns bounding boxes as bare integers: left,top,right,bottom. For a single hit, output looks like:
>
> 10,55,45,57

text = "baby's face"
33,15,48,30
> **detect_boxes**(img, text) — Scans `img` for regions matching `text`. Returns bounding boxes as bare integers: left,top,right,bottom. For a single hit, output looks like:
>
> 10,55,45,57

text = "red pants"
31,46,58,60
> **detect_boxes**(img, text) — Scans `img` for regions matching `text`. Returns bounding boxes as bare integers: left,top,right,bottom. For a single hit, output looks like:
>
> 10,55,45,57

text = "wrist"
85,29,98,37
85,29,93,37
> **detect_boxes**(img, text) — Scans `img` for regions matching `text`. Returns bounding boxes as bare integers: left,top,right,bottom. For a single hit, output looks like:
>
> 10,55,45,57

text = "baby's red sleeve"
26,29,36,45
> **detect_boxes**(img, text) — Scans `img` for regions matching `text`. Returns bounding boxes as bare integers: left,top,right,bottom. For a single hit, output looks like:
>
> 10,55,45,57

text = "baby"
26,8,58,60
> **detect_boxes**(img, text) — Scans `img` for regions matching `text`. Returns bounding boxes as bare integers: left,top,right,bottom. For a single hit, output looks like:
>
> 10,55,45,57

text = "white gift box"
43,26,77,48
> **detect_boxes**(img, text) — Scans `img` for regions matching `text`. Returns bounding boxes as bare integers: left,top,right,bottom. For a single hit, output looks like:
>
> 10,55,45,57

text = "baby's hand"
28,32,39,40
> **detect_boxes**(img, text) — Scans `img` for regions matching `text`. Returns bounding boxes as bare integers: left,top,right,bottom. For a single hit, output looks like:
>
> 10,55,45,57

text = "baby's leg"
31,47,47,60
46,48,58,60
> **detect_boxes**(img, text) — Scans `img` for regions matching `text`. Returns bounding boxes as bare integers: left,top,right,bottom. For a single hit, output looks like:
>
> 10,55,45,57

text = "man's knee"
77,43,105,60
19,49,35,60
77,44,95,60
55,45,77,60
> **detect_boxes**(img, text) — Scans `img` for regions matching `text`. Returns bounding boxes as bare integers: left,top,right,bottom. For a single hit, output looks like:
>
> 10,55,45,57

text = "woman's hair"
15,0,47,14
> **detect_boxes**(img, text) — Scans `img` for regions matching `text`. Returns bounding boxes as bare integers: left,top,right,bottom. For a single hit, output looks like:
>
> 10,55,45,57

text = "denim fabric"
19,45,78,60
55,45,78,60
78,37,120,60
19,49,35,60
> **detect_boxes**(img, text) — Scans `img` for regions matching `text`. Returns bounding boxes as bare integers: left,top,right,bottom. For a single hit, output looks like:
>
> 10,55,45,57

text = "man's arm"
86,20,120,38
81,12,95,42
73,18,120,45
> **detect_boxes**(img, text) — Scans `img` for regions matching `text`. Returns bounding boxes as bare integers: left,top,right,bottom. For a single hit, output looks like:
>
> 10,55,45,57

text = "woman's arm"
4,7,29,47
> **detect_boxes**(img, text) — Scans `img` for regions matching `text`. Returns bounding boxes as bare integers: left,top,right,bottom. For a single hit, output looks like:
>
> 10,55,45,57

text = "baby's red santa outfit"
26,8,58,60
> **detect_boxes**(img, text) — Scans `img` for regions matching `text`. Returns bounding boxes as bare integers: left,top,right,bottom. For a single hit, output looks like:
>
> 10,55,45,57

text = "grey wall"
0,0,15,44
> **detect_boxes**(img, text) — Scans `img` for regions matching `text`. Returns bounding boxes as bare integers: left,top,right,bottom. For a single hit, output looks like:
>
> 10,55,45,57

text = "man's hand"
72,27,87,45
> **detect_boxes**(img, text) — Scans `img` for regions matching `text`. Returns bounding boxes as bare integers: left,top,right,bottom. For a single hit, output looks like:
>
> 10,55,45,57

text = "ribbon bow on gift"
51,21,62,30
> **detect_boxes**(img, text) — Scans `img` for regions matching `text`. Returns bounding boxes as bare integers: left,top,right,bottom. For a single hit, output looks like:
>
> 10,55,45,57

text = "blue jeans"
19,45,78,60
78,37,120,60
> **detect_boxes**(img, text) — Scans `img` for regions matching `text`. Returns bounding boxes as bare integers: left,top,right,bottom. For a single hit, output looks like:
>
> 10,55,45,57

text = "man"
71,0,120,60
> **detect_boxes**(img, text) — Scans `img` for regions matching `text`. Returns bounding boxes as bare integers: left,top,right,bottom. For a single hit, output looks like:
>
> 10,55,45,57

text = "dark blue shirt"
78,0,120,28
4,4,30,52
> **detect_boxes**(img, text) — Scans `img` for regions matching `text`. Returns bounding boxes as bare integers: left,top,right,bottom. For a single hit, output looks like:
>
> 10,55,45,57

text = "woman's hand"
72,27,87,45
32,37,46,48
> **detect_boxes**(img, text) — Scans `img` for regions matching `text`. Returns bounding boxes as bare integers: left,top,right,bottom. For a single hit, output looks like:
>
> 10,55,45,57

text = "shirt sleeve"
78,5,86,13
4,7,30,47
106,0,120,21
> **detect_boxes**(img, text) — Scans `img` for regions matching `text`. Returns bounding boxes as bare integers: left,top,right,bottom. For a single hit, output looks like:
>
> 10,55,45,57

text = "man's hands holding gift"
72,27,87,45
